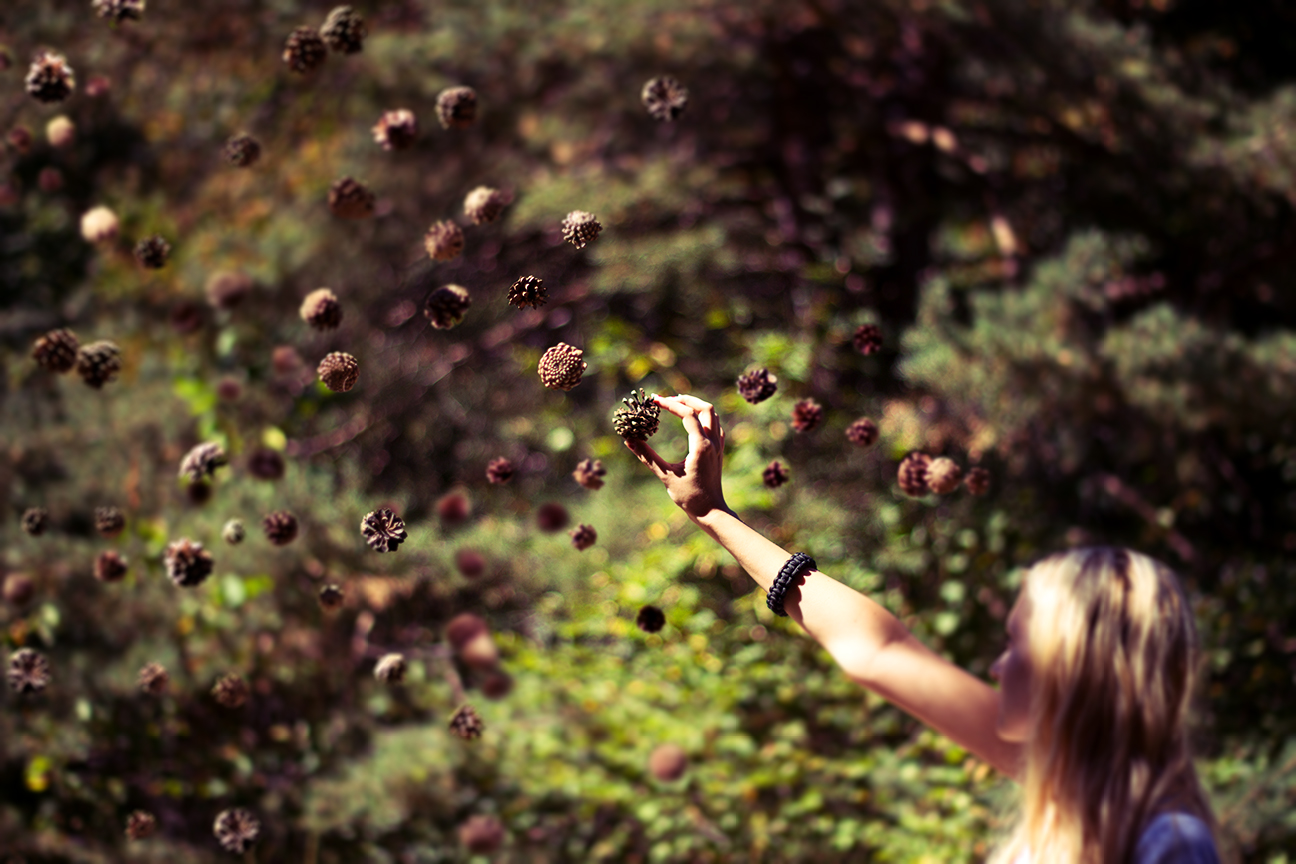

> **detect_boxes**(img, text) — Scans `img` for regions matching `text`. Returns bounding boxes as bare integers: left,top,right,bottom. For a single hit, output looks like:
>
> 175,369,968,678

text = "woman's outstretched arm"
627,393,1022,777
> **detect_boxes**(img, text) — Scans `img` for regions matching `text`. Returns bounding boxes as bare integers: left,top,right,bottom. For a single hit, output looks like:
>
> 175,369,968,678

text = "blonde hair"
993,547,1217,864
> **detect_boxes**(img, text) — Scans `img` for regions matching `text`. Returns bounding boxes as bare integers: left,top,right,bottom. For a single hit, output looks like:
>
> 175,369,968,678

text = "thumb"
625,439,670,481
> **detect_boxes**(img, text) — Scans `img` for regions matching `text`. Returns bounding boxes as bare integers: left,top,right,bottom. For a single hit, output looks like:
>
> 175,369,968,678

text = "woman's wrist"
694,505,737,532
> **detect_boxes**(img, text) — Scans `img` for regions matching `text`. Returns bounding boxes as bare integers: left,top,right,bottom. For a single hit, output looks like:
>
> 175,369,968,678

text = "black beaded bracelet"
766,552,816,617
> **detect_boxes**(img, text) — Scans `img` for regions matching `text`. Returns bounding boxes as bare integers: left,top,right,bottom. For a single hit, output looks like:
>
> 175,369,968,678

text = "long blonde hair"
994,547,1217,864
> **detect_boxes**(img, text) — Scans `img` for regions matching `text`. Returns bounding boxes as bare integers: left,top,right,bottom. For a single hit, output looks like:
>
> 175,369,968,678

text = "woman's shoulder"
1135,812,1220,864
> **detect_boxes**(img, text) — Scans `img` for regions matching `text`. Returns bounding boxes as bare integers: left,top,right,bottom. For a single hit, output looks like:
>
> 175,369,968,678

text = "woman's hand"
625,394,730,523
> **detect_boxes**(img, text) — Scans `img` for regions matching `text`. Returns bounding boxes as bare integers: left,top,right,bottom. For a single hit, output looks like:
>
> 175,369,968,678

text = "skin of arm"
627,394,1023,777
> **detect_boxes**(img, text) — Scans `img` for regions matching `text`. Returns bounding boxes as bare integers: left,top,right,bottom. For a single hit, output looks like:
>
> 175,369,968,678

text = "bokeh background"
2,0,1296,861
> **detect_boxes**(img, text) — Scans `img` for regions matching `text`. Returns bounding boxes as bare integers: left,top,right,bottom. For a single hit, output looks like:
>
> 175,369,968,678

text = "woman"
627,393,1220,863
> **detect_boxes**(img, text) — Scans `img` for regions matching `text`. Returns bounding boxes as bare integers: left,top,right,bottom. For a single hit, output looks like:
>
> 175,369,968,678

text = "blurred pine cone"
223,134,261,168
424,220,465,261
463,186,507,225
485,457,515,485
223,520,246,545
965,466,991,496
449,704,485,739
247,448,285,480
926,457,963,495
21,507,49,536
31,328,79,373
178,442,228,482
328,177,375,220
321,5,366,53
560,210,601,249
737,368,778,404
205,270,253,308
300,288,343,330
853,324,882,355
94,549,128,582
790,398,823,433
636,605,666,633
318,584,344,609
424,284,472,329
846,417,879,448
572,458,606,490
613,389,660,440
8,648,50,694
648,743,687,781
262,511,299,546
538,343,587,391
283,27,327,73
133,235,171,269
372,109,417,150
137,662,168,695
455,549,486,578
3,574,35,607
94,506,125,538
507,275,547,309
26,52,75,103
212,673,248,708
374,652,407,683
317,351,359,392
165,538,213,587
641,76,688,121
762,460,789,489
569,523,597,550
213,808,259,854
436,86,478,128
437,492,471,525
93,0,145,23
360,508,406,552
125,810,156,840
536,502,570,533
75,340,122,388
80,206,120,244
459,815,504,854
897,452,932,497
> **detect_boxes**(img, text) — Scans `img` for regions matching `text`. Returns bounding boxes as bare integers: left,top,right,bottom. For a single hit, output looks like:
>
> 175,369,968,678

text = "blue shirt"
1135,813,1219,864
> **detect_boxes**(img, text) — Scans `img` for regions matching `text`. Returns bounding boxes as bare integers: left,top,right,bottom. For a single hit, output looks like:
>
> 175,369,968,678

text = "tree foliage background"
2,0,1296,861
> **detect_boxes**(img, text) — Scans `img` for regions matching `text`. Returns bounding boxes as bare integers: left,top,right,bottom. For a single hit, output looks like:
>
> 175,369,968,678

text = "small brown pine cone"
437,492,471,525
846,417,879,448
125,810,157,841
536,502,569,533
300,288,343,330
223,520,246,545
95,506,126,538
318,584,344,610
32,328,79,373
897,452,932,497
423,284,471,329
424,220,465,261
446,613,489,650
485,457,515,485
459,815,504,854
94,549,128,582
46,116,75,148
853,324,883,355
455,549,486,578
317,351,359,392
790,398,824,433
185,479,212,505
572,458,606,490
76,340,122,389
460,632,499,670
926,457,963,495
205,270,253,308
134,235,171,269
762,460,789,489
213,808,259,854
372,109,417,150
81,206,120,243
137,662,168,695
636,605,666,633
223,134,261,168
8,648,51,694
38,167,64,192
4,574,35,607
247,448,285,480
8,126,33,153
283,26,327,73
26,51,75,104
449,703,485,740
262,511,299,546
321,5,366,53
736,368,778,404
569,523,597,550
463,186,508,225
480,669,513,700
374,652,407,684
360,508,407,552
538,343,587,391
94,0,145,23
86,75,110,97
964,466,991,496
641,76,689,121
507,275,547,309
165,538,213,587
648,743,687,782
21,507,49,536
560,210,601,249
613,388,660,440
169,301,204,335
328,177,375,220
179,442,228,482
436,86,478,129
212,673,249,708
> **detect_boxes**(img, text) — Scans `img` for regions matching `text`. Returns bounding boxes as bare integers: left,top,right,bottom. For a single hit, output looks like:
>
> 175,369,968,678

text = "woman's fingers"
625,439,673,481
655,393,722,444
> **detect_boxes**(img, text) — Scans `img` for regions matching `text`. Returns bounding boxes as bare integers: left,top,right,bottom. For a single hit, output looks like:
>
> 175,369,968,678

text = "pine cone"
458,815,504,854
448,703,484,740
46,116,75,148
572,458,606,490
283,26,327,73
223,134,261,168
569,523,597,550
178,442,228,482
374,652,407,684
8,648,50,694
485,457,515,485
94,506,125,538
317,351,359,392
897,452,932,497
247,448,285,480
926,457,963,495
26,51,75,103
186,479,212,505
165,538,213,587
321,5,366,53
94,549,128,582
213,808,260,855
318,584,344,610
205,270,253,308
437,492,471,525
262,511,299,546
537,343,587,391
736,368,778,404
846,417,879,448
360,508,407,552
424,220,465,261
636,605,666,633
762,460,789,489
560,210,601,249
446,613,489,650
423,284,471,329
75,340,122,388
372,109,417,150
32,328,79,373
21,507,49,536
80,206,120,243
212,672,248,708
648,743,687,782
613,388,660,440
125,810,157,841
8,126,32,153
137,662,168,695
790,398,823,433
133,235,171,269
436,86,478,128
964,466,991,496
300,288,342,329
455,549,486,578
93,0,145,23
536,502,570,533
328,176,375,220
507,275,547,309
480,670,513,699
853,324,882,355
463,186,508,225
4,574,35,607
641,76,688,121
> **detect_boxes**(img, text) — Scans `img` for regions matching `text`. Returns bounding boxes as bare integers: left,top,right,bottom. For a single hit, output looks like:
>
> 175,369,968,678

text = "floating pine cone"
38,167,64,192
536,502,570,533
449,704,484,740
328,177,375,220
762,460,789,489
897,452,932,497
283,26,327,73
321,5,366,53
459,815,505,855
360,508,406,552
636,605,666,633
21,507,49,536
436,86,478,129
613,388,660,441
94,549,128,582
569,523,597,550
263,511,299,546
846,417,879,448
46,116,75,148
446,613,488,650
26,51,75,103
213,808,260,855
736,368,778,404
300,288,342,330
95,506,126,538
485,457,515,485
133,235,171,269
318,351,359,392
372,109,417,150
853,324,883,355
480,670,513,700
424,219,465,261
137,662,168,695
965,466,991,496
641,76,689,121
463,186,507,225
926,457,963,495
8,648,50,693
212,673,248,708
648,743,687,782
374,652,406,684
423,284,471,329
179,442,228,482
4,574,35,607
94,0,145,23
81,206,120,243
75,340,122,389
32,328,79,373
223,520,245,545
247,447,285,480
205,270,253,308
572,458,606,490
125,810,157,841
437,492,471,525
560,210,601,249
223,134,261,168
507,275,547,309
186,479,212,505
165,538,213,587
790,398,823,433
318,584,344,610
538,343,587,391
